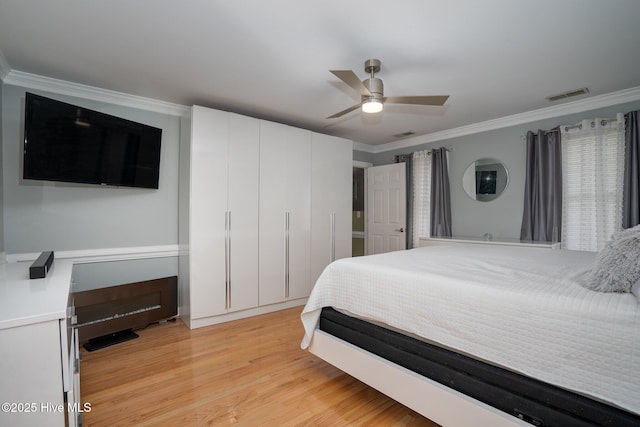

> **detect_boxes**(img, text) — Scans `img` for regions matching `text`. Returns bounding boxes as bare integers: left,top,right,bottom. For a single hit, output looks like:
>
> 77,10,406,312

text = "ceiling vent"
393,131,416,139
546,87,590,102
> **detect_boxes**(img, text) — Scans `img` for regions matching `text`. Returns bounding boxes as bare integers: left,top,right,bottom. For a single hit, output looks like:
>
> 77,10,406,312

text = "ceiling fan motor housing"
363,77,384,102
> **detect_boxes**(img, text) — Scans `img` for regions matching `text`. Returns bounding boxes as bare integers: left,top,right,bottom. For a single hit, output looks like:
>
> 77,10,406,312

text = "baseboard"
187,298,308,329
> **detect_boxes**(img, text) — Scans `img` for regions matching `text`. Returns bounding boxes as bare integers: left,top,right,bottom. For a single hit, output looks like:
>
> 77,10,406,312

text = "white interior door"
367,163,406,254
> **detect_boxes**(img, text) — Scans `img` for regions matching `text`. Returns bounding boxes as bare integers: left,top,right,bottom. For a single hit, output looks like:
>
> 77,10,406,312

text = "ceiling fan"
327,59,449,119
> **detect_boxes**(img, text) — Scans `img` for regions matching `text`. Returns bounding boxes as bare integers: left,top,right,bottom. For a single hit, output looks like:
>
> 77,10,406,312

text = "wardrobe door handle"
330,212,336,262
225,211,231,309
227,211,232,309
284,212,290,298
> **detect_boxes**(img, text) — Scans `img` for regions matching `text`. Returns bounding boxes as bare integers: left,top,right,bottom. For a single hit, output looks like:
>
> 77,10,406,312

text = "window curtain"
560,114,625,251
520,129,562,242
623,110,640,228
394,154,414,248
411,150,431,247
430,147,452,237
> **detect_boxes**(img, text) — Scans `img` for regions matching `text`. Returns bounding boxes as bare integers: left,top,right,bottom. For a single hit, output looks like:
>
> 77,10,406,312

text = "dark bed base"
319,307,640,427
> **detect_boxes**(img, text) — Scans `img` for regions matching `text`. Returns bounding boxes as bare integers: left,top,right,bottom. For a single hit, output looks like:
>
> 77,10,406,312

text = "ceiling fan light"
362,99,383,113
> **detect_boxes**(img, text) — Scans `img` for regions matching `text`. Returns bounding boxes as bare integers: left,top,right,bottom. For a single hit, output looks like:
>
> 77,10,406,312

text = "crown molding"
0,51,10,81
3,69,191,117
365,86,640,154
353,141,375,153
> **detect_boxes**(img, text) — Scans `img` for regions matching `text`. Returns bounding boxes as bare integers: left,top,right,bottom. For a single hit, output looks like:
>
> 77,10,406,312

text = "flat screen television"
23,92,162,189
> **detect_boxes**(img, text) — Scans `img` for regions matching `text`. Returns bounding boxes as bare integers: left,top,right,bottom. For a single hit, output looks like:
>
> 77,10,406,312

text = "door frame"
353,161,372,256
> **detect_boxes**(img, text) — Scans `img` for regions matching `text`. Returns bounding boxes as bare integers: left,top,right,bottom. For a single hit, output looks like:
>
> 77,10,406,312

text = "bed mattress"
300,244,640,415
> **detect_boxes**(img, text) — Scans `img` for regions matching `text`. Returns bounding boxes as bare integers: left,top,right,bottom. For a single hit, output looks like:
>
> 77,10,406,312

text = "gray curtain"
430,147,452,237
623,110,640,228
520,129,562,242
394,154,414,248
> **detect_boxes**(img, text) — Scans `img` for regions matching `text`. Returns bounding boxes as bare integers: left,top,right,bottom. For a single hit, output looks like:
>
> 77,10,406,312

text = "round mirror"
462,158,509,202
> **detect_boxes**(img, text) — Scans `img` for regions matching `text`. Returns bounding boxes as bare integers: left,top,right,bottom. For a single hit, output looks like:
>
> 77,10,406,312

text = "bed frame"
309,307,640,427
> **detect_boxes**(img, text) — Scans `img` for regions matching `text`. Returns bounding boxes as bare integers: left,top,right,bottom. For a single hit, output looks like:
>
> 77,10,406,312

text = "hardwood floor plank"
80,307,439,426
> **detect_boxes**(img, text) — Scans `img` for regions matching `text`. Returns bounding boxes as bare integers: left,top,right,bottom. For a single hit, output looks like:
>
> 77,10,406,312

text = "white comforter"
300,244,640,414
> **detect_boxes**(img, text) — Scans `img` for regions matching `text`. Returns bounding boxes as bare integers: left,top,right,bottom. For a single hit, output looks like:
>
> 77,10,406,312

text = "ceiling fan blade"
384,95,449,106
326,103,361,119
330,70,371,96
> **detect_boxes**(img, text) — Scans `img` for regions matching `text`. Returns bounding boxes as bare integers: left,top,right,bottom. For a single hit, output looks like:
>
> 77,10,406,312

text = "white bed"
300,244,640,425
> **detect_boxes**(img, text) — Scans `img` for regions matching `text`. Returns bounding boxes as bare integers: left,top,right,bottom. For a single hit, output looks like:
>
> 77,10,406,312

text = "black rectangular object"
319,307,640,427
23,92,162,189
29,250,54,279
83,329,139,352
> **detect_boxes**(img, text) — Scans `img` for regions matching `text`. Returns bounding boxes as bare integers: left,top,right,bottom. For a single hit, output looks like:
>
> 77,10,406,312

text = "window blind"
560,114,625,251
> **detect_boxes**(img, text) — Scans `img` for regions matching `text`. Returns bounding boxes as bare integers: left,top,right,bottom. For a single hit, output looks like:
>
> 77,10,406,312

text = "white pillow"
583,230,640,293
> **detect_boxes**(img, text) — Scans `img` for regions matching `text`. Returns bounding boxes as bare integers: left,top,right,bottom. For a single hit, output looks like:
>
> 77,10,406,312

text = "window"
411,150,431,247
560,114,625,251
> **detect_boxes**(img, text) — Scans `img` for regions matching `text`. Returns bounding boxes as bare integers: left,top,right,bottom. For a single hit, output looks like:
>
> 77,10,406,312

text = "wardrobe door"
226,113,260,311
311,133,353,285
189,106,229,319
259,121,311,305
285,127,312,300
259,121,288,305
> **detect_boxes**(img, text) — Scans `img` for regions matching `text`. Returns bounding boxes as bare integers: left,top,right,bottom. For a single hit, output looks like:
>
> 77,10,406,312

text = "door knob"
396,228,405,233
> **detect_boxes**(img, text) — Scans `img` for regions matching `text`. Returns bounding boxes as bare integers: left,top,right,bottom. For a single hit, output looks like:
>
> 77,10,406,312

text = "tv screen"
23,92,162,189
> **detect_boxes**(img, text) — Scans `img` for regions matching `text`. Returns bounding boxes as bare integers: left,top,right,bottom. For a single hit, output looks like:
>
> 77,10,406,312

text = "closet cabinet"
182,105,351,329
259,120,312,305
311,133,353,284
187,106,259,322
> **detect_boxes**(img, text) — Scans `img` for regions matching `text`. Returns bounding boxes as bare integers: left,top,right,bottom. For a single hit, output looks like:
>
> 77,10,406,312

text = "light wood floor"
80,307,439,426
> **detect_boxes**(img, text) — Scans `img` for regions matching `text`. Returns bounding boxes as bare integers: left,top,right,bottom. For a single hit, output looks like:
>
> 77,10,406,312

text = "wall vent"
546,87,590,102
393,131,416,139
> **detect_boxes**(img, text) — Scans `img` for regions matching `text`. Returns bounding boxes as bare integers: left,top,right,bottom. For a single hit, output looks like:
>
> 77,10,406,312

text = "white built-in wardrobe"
180,106,352,329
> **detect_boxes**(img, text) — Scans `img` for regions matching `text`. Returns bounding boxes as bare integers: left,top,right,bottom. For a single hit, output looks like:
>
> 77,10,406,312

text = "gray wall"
353,149,374,164
0,82,3,257
1,84,181,288
371,100,640,239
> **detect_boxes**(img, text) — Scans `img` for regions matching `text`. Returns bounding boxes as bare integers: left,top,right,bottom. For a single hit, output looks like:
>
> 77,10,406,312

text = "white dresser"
419,236,560,249
0,260,81,427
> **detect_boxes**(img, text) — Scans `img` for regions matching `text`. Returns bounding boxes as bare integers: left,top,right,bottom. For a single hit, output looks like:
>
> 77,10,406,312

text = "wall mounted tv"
23,92,162,189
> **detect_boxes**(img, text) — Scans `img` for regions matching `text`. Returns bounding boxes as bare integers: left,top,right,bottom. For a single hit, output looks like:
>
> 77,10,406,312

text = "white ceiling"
1,0,640,147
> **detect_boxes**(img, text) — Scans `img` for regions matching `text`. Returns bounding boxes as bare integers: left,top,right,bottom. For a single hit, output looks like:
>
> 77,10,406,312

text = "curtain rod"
394,147,450,159
519,128,558,140
519,117,619,140
561,117,618,132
